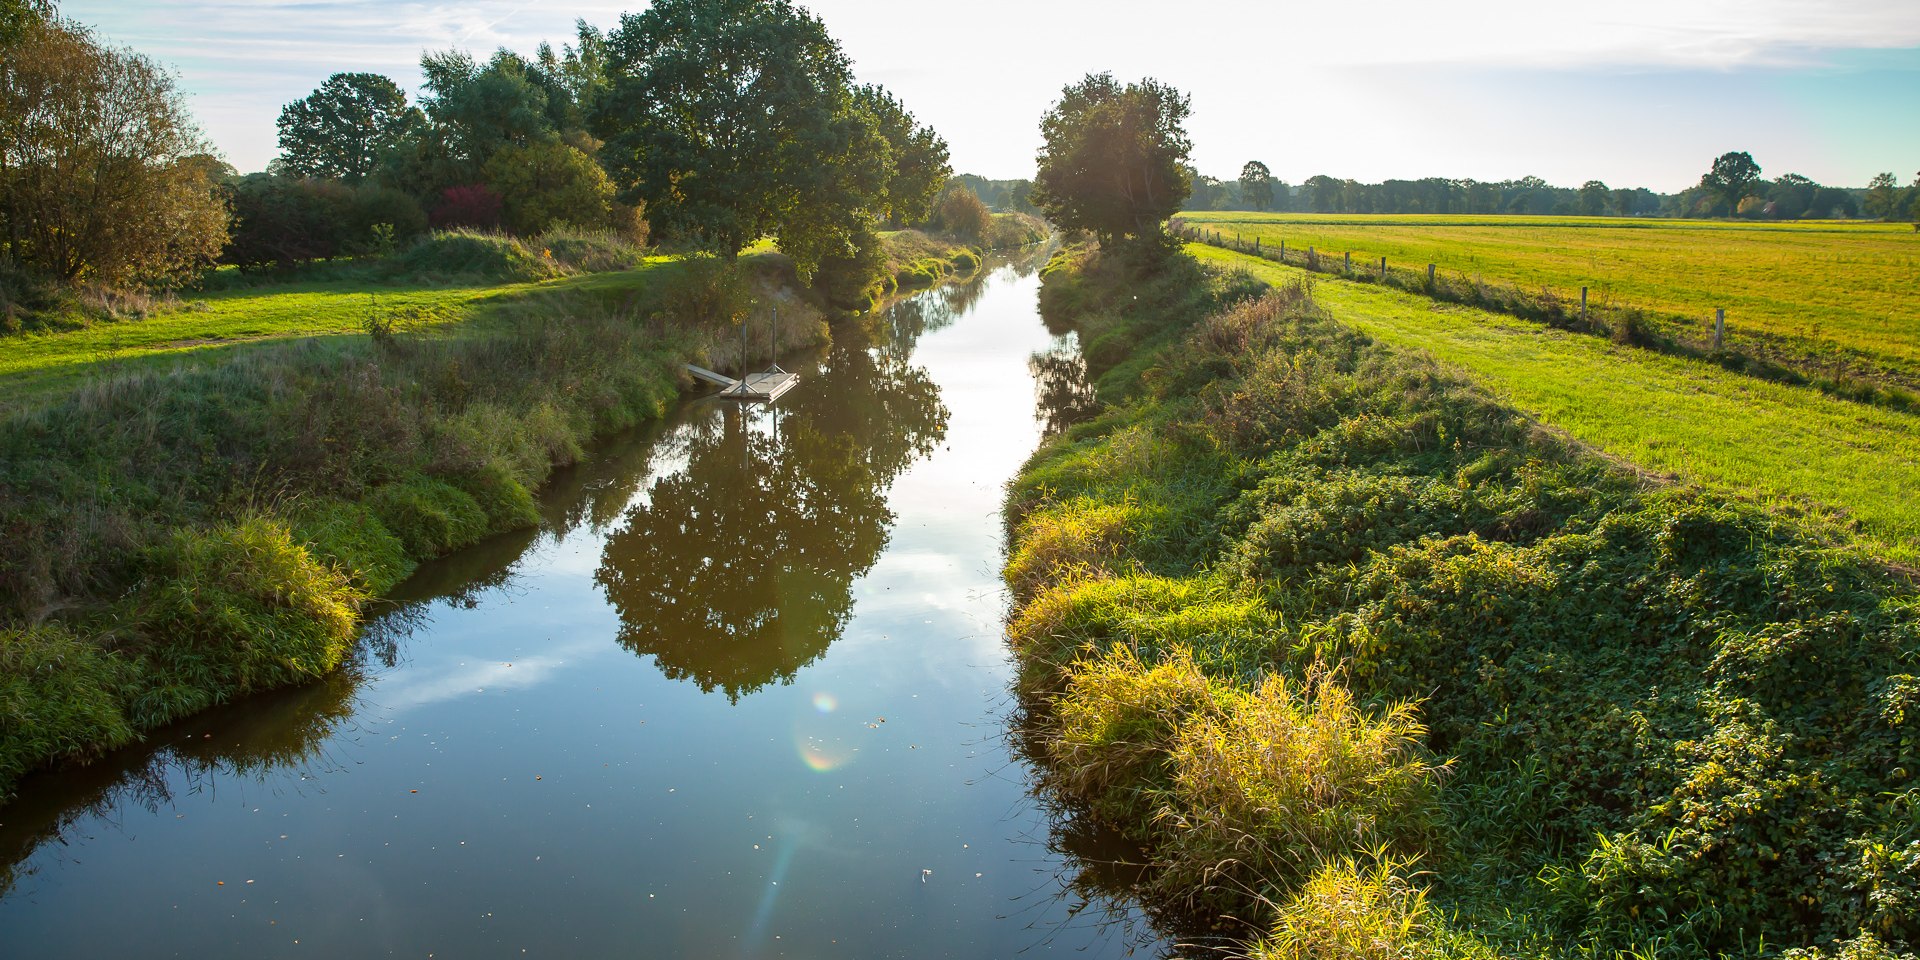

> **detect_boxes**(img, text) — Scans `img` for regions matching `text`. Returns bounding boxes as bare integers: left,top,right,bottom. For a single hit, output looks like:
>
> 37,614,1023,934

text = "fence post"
1427,263,1435,285
1380,256,1388,281
1254,237,1260,253
1280,239,1285,260
1714,308,1725,350
1309,246,1316,269
1581,286,1588,321
1344,251,1351,274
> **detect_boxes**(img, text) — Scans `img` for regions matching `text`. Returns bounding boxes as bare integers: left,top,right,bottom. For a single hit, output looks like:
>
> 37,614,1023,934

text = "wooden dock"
685,364,800,403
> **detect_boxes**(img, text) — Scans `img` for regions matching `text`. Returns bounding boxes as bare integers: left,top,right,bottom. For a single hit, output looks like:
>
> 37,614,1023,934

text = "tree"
1240,160,1274,212
1699,151,1761,216
275,73,419,183
483,141,616,235
410,49,560,188
0,14,228,284
1030,73,1192,246
594,0,884,273
0,0,51,44
854,84,950,226
932,184,990,240
1579,180,1610,216
1864,172,1900,219
1766,173,1817,220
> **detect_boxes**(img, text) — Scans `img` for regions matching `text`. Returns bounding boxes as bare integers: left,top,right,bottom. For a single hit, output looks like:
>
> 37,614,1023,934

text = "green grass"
0,263,679,404
1190,243,1920,565
1177,212,1920,385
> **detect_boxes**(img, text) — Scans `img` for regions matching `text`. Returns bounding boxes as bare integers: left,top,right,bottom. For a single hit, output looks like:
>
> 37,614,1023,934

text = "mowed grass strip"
1191,243,1920,563
0,265,672,403
1178,212,1920,370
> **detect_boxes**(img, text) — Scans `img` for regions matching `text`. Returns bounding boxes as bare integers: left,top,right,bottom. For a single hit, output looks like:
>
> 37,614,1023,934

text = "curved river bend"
0,258,1148,957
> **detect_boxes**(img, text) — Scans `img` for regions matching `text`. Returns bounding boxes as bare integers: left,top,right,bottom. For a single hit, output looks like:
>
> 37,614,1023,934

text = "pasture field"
0,263,681,405
1177,212,1920,385
1190,243,1920,563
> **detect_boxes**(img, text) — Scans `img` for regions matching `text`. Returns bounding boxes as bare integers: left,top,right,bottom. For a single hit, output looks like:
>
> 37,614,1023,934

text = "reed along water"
0,257,1161,958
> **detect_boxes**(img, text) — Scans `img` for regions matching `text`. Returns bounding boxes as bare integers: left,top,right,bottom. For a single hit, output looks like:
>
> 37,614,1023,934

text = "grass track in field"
0,261,679,403
1177,212,1920,372
1190,242,1920,563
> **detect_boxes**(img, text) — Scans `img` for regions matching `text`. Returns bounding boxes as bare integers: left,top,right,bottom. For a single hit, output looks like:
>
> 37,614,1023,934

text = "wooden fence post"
1309,246,1316,269
1380,256,1388,280
1280,239,1285,260
1427,263,1436,285
1714,308,1725,349
1343,251,1351,273
1581,286,1588,321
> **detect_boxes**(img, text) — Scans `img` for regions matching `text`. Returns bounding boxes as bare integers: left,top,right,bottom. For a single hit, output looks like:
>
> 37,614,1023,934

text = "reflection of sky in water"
0,258,1161,959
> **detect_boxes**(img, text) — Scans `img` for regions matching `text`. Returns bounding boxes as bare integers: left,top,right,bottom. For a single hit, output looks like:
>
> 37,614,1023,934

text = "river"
0,257,1157,958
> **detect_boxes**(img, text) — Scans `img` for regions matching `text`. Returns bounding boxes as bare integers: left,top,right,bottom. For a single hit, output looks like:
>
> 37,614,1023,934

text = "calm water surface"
0,260,1155,957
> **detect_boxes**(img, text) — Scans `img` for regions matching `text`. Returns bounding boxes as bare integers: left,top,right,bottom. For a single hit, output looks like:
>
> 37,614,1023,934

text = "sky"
58,0,1920,192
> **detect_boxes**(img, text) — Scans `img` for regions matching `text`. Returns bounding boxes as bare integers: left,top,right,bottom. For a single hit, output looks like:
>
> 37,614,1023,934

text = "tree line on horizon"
1187,152,1918,221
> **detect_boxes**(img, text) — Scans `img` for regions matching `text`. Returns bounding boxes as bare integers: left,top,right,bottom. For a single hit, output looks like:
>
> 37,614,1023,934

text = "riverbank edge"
0,229,1025,805
999,243,1919,958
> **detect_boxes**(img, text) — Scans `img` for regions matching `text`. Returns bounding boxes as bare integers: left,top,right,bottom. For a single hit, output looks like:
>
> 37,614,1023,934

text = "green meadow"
1177,212,1920,379
1190,242,1920,564
0,262,684,405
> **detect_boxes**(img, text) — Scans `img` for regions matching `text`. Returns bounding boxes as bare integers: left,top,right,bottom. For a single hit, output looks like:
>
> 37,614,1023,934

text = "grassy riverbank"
1005,245,1920,958
0,233,840,802
1186,244,1920,566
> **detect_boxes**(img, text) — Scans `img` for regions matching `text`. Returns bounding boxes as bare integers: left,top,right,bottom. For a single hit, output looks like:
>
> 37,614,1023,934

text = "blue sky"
61,0,1920,191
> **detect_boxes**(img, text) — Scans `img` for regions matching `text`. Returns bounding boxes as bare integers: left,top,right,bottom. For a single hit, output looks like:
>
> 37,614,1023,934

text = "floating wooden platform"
685,364,800,403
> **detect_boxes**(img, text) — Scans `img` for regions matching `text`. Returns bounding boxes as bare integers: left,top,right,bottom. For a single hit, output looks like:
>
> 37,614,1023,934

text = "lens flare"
796,734,853,772
811,692,837,714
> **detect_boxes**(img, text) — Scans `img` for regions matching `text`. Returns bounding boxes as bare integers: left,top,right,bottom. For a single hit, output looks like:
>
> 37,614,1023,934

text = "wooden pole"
1343,251,1351,273
1380,255,1387,280
1427,263,1436,285
1714,308,1726,349
1581,287,1588,321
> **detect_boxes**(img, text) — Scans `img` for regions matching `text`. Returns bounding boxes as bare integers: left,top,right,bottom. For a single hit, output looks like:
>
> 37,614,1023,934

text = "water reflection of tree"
594,337,948,700
1030,340,1101,439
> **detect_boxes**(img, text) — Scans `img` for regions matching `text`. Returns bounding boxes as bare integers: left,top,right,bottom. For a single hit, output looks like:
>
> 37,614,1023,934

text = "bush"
431,184,504,231
1249,859,1438,960
538,225,647,273
1158,672,1439,908
366,475,490,557
0,623,137,797
224,173,354,269
288,499,415,595
139,517,362,704
394,229,559,282
344,184,429,252
933,184,991,241
485,142,617,236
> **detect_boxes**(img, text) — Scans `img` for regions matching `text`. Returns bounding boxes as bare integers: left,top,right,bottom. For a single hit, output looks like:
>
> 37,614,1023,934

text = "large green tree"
593,0,886,274
274,73,419,182
1030,73,1192,246
1240,160,1273,212
1699,151,1761,215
